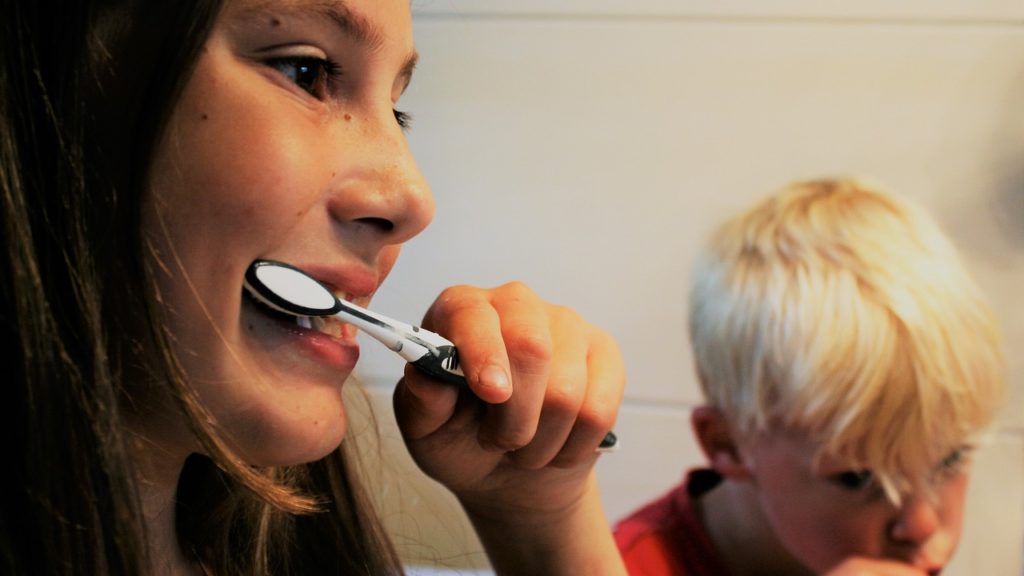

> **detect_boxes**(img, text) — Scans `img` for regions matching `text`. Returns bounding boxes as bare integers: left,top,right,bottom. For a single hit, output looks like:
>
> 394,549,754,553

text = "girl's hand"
394,281,623,512
392,282,626,574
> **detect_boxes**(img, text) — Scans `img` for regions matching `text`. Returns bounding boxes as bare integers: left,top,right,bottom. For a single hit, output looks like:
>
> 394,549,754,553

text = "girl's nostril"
356,217,394,233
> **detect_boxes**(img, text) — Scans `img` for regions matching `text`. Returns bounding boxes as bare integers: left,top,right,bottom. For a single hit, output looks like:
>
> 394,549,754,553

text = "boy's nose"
888,494,940,545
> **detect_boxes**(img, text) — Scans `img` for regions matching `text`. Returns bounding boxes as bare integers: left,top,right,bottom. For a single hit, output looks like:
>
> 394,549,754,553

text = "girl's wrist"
461,473,627,576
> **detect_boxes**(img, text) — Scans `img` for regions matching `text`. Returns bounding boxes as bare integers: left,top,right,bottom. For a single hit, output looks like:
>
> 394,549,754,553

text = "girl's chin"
229,400,349,467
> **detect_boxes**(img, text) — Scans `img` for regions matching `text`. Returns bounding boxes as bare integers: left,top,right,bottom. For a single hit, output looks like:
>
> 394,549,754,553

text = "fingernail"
480,364,511,393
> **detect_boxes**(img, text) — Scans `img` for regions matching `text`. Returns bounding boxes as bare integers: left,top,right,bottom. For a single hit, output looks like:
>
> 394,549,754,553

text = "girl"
1,1,626,574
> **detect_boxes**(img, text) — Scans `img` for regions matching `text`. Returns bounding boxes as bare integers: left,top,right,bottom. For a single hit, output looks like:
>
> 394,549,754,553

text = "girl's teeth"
312,316,327,333
292,312,349,338
296,315,345,338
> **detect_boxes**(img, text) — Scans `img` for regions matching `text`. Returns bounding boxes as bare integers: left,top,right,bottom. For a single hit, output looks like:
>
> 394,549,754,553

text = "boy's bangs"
773,277,1003,500
690,180,1006,501
764,196,1004,500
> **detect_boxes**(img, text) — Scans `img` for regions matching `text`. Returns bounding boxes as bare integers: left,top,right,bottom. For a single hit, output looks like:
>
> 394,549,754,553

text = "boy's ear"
691,406,754,480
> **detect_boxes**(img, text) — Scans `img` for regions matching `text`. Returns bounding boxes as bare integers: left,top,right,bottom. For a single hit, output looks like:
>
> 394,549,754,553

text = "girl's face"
745,431,968,575
143,0,433,465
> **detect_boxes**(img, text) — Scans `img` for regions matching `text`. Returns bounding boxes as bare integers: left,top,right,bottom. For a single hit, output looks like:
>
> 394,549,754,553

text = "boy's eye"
830,470,873,491
935,447,971,479
268,56,339,99
940,449,963,469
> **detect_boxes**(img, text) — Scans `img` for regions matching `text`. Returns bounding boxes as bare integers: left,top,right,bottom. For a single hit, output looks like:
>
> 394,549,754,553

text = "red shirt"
614,469,732,576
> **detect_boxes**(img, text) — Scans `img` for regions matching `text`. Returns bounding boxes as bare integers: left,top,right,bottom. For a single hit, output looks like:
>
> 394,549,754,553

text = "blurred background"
350,1,1024,574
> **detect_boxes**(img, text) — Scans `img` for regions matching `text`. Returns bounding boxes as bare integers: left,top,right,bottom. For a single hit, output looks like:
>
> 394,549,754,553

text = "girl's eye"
268,56,339,99
830,470,874,491
393,109,411,129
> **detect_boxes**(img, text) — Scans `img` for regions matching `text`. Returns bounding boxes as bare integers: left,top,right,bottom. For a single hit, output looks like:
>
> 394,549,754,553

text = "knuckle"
577,402,616,435
546,303,584,334
593,327,620,353
497,280,534,299
488,425,536,452
504,328,553,365
550,451,589,469
549,302,580,324
432,284,478,313
543,383,583,419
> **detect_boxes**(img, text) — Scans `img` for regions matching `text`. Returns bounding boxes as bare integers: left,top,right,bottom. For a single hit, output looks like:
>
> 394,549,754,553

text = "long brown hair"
0,1,401,573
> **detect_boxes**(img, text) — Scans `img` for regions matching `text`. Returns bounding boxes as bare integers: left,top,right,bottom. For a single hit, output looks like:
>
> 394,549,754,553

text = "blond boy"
615,180,1005,575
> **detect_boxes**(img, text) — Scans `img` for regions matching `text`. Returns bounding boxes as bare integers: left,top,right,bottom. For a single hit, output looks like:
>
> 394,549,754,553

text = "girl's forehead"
224,0,409,23
219,0,416,53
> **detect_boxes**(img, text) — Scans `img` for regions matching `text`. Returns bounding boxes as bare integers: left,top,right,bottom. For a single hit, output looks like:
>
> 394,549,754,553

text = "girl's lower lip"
244,295,360,372
291,323,360,371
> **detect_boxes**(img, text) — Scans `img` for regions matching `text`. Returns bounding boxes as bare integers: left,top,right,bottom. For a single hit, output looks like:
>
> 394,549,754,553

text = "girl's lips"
242,290,360,373
291,323,360,372
296,262,380,304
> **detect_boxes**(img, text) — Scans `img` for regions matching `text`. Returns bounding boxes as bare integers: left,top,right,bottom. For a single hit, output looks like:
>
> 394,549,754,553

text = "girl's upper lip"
293,262,380,301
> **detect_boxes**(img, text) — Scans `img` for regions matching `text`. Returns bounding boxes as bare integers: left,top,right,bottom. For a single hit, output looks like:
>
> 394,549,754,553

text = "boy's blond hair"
689,179,1005,499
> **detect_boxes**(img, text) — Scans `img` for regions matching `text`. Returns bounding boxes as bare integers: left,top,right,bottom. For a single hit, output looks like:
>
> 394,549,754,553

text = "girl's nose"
326,109,435,247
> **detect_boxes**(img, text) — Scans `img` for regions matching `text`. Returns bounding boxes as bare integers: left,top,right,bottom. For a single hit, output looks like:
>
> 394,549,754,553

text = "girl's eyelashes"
267,55,340,100
393,109,411,129
829,469,874,491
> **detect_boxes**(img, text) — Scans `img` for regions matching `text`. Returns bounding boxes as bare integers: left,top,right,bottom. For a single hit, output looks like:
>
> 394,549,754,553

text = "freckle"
270,17,281,27
201,113,208,120
344,113,351,121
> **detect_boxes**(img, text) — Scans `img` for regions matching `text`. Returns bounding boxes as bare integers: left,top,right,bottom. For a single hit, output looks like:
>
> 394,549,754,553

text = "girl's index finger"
422,286,514,405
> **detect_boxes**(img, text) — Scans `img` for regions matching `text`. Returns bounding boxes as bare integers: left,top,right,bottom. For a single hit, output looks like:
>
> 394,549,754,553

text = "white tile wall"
351,4,1024,574
412,0,1024,22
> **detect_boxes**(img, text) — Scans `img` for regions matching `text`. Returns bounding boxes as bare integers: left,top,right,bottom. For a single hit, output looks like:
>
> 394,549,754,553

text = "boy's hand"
392,282,627,574
824,558,929,576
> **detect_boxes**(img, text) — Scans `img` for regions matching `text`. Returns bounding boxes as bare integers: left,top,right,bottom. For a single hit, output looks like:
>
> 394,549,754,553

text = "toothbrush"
243,259,618,451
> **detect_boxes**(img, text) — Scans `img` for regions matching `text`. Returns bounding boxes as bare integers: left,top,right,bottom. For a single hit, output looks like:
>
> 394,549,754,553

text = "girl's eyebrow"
238,0,377,44
397,52,418,94
237,0,419,90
